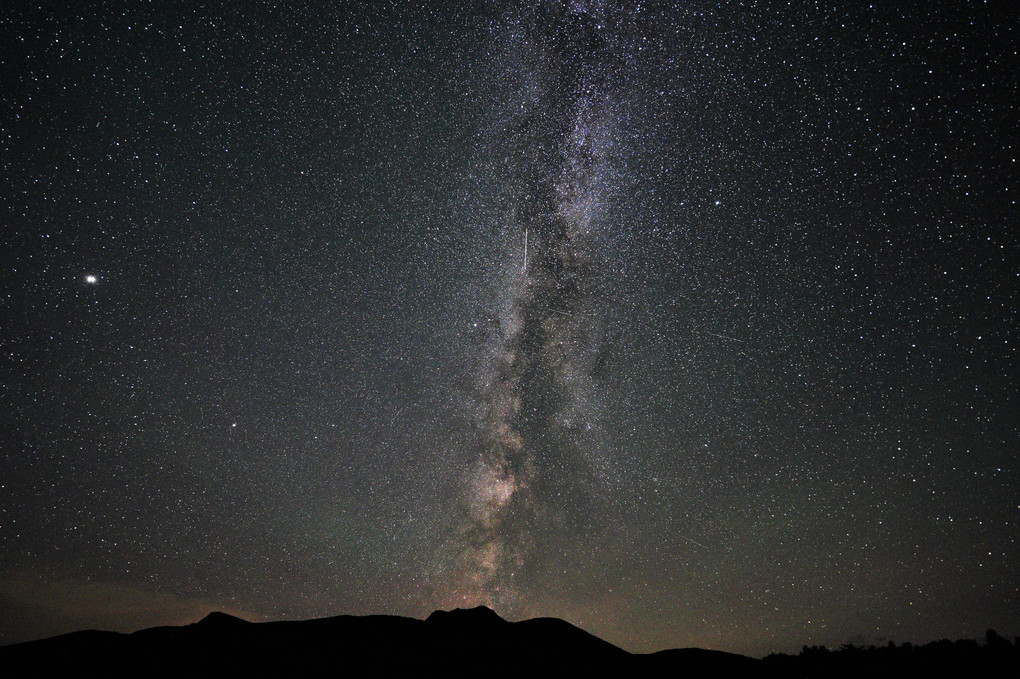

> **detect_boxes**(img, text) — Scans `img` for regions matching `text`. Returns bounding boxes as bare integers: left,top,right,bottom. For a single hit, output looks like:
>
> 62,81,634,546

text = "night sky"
1,0,1016,658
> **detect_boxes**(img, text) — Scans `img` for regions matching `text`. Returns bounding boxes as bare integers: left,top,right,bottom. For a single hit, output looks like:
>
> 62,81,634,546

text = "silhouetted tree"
985,629,1011,650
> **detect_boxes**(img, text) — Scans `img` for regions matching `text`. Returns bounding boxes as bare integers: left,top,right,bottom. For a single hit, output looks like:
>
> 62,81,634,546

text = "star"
84,275,98,284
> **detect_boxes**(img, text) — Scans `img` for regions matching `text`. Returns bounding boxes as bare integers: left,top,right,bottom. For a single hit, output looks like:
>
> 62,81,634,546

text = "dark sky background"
0,0,1015,658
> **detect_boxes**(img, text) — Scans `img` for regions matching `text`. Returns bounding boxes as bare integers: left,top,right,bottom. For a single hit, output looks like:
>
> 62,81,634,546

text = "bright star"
85,275,98,284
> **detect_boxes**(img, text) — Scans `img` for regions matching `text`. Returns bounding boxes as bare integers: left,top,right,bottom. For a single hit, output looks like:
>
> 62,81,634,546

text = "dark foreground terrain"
1,606,1015,677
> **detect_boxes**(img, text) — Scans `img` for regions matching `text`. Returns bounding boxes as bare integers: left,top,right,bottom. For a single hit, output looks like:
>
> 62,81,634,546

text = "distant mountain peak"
426,605,506,625
195,611,248,627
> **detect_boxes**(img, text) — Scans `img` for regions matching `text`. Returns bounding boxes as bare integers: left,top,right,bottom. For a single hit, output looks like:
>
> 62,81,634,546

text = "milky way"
450,3,637,607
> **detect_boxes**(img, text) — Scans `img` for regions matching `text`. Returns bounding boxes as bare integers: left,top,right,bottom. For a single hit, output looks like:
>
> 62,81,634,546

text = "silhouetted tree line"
762,629,1017,677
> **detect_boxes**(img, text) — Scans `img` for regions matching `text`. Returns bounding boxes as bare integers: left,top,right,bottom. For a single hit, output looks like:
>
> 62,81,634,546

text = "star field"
0,1,1016,657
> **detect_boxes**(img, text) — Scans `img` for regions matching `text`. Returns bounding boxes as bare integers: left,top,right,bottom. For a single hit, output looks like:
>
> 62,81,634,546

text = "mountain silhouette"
1,606,1014,677
0,605,754,676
